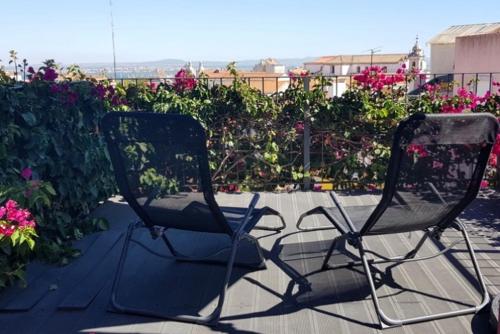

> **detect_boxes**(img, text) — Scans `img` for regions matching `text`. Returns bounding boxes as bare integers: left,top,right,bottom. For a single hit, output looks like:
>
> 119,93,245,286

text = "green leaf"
20,112,37,126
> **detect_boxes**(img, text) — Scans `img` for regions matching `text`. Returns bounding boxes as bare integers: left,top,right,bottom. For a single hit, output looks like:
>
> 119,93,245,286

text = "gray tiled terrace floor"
0,191,499,334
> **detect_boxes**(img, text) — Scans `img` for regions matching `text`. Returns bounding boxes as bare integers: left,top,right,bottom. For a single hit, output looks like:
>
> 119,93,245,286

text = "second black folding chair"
296,112,498,328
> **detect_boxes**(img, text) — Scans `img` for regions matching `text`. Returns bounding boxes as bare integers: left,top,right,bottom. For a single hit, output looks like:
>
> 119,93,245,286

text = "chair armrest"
235,193,260,236
329,191,357,233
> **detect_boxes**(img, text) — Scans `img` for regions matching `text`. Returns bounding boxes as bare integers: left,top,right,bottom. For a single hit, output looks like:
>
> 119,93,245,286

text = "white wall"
454,33,500,73
326,82,347,97
305,62,409,76
430,44,455,74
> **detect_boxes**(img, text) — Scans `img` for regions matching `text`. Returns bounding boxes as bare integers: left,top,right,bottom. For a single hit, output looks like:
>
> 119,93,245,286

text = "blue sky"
2,0,499,64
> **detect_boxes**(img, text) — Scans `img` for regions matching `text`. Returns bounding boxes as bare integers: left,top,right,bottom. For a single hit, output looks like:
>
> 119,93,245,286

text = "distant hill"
78,57,315,70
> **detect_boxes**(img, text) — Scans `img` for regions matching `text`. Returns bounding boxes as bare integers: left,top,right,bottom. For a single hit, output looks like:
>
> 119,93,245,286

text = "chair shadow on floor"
221,230,485,329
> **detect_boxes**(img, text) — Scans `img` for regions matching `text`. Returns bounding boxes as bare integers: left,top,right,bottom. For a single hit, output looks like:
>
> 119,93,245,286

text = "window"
356,66,361,73
382,66,387,73
412,61,416,68
331,65,335,74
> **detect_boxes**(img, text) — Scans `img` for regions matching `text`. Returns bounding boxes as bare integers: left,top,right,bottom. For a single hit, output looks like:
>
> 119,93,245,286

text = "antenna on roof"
109,0,117,80
362,47,382,66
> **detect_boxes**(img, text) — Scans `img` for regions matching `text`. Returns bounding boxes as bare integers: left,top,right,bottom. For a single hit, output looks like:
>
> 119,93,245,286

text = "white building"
303,39,426,96
428,22,500,74
252,58,285,74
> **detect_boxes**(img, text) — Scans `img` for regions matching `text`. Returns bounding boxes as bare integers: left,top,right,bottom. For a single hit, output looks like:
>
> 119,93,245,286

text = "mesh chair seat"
319,205,375,233
318,201,453,235
136,195,279,234
136,193,221,233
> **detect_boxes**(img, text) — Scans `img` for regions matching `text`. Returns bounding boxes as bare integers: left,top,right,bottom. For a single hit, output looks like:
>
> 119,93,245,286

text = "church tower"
408,35,426,71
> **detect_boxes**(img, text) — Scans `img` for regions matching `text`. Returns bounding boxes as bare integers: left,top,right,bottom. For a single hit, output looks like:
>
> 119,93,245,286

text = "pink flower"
66,91,78,106
94,83,107,99
148,82,158,92
489,153,497,167
480,180,489,189
27,66,35,74
50,84,61,94
107,85,116,96
407,144,429,158
294,121,304,134
173,69,197,92
21,167,32,181
432,161,444,169
43,68,58,81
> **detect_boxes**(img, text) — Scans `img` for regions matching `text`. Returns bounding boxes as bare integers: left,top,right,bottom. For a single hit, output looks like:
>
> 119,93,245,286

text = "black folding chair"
101,111,285,325
296,112,498,328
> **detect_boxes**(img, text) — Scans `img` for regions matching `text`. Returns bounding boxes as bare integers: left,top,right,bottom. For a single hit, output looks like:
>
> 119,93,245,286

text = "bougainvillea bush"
0,55,499,289
0,60,117,288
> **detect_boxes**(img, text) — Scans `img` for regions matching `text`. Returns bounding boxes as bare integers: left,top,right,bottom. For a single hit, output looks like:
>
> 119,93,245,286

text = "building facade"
428,22,500,74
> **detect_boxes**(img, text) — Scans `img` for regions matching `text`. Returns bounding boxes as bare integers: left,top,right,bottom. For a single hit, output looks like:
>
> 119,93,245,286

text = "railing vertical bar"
303,77,311,190
262,77,265,94
489,73,493,93
497,152,500,190
474,73,478,94
461,73,465,87
335,76,338,97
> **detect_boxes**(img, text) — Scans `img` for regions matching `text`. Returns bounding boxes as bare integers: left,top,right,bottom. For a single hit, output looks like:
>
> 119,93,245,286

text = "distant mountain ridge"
77,57,315,70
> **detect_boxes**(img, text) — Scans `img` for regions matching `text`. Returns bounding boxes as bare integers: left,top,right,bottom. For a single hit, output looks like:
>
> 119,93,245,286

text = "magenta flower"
43,68,58,81
173,69,197,92
407,144,429,158
21,167,33,181
294,121,304,134
93,83,107,99
480,180,489,189
0,199,36,237
50,84,61,94
67,91,78,106
432,161,444,169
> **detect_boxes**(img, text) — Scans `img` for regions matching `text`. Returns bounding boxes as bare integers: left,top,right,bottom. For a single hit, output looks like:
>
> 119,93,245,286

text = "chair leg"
296,206,336,231
254,207,287,232
403,231,430,259
358,230,491,329
109,221,244,325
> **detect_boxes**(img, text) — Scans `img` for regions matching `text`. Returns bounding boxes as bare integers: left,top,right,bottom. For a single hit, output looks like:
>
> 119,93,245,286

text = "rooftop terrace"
0,190,499,334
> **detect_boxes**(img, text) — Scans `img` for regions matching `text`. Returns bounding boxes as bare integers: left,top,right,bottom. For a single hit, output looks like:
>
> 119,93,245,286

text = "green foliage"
1,55,499,290
0,68,116,288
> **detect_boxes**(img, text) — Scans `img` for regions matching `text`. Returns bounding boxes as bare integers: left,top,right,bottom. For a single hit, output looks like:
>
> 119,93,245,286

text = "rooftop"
428,22,500,45
305,54,408,65
0,191,498,334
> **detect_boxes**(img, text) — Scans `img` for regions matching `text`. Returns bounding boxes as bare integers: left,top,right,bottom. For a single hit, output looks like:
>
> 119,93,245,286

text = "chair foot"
296,206,336,231
254,206,287,232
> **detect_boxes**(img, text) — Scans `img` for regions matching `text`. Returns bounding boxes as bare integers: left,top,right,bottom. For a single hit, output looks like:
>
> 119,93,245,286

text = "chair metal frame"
296,113,498,328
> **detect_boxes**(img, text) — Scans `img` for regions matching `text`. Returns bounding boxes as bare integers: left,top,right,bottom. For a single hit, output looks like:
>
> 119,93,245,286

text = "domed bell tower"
408,35,426,71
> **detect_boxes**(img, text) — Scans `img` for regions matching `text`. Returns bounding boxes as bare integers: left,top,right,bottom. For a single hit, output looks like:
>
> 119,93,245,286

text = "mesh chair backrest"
361,113,499,236
102,112,232,234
